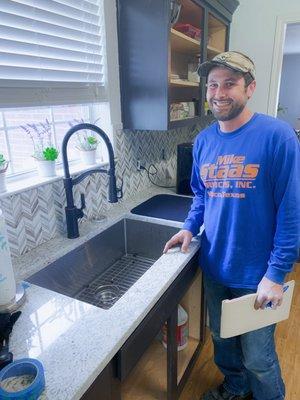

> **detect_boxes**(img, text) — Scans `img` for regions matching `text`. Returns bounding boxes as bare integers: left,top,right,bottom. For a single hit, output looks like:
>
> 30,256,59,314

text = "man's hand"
163,230,193,254
254,276,284,310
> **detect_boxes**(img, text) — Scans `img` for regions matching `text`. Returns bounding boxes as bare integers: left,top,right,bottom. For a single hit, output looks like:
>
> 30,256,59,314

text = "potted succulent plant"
0,154,9,193
36,146,59,177
21,119,59,177
69,119,99,165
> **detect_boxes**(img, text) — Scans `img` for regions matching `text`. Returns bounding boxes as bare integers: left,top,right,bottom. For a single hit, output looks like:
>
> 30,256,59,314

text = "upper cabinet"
169,0,203,125
117,0,239,131
207,12,227,59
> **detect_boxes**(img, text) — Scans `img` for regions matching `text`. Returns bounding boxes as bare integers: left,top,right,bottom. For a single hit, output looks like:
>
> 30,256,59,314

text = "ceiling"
284,23,300,55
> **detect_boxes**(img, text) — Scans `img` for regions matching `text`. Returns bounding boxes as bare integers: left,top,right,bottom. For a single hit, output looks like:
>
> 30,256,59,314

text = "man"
164,51,300,400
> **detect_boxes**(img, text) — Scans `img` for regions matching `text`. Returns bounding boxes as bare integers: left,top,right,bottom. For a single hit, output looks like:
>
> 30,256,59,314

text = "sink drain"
94,285,120,308
75,254,155,309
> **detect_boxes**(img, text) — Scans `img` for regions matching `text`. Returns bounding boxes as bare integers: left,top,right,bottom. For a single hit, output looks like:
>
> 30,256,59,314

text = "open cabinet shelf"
169,116,202,129
207,13,227,60
170,28,200,55
121,270,204,400
207,45,224,58
170,79,199,87
122,337,199,400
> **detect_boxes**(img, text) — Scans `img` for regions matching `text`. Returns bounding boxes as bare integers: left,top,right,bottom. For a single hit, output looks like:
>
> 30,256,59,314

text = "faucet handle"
117,172,124,199
80,193,86,211
76,194,85,221
117,187,123,199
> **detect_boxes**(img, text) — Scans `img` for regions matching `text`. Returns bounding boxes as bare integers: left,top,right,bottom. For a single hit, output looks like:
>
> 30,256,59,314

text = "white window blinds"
0,0,106,108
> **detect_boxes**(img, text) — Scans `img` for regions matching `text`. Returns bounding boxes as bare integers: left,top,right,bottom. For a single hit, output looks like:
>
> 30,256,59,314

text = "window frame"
0,0,122,195
0,0,106,108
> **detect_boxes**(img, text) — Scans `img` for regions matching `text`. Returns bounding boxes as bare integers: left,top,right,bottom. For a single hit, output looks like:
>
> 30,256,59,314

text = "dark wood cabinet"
117,0,239,131
81,251,206,400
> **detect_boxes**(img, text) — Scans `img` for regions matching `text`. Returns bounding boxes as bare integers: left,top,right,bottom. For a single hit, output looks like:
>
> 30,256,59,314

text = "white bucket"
162,304,188,351
80,150,97,165
36,160,56,178
0,172,7,193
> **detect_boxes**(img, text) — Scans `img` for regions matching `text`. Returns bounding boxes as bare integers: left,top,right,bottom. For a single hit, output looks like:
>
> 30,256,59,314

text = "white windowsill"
0,159,113,199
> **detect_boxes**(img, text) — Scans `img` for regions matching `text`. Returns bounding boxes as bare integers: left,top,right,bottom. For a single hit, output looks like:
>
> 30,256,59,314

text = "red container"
174,23,201,40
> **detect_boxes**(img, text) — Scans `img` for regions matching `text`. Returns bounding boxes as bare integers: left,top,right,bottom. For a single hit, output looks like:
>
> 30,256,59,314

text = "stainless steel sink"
26,218,179,309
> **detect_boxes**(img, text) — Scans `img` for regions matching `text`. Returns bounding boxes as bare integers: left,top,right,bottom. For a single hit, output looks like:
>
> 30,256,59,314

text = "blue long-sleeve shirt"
183,113,300,288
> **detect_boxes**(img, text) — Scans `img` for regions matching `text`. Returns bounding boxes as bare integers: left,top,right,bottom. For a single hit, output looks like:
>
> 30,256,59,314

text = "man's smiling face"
206,66,256,121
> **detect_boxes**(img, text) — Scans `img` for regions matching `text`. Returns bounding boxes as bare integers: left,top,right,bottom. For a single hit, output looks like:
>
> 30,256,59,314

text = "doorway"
276,23,300,134
267,13,300,133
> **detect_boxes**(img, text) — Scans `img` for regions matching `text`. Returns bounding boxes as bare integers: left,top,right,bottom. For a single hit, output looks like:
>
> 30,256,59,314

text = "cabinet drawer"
116,253,199,381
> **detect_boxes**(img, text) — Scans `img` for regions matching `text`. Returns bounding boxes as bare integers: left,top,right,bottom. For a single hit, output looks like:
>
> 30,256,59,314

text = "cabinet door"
169,0,204,127
118,0,170,131
203,11,229,116
207,12,228,60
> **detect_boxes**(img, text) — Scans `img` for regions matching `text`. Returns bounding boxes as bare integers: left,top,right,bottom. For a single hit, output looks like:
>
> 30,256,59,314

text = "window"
0,102,112,177
0,0,106,108
0,0,121,180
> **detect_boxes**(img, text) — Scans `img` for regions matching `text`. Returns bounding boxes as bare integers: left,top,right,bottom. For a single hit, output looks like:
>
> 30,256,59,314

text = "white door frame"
267,13,300,116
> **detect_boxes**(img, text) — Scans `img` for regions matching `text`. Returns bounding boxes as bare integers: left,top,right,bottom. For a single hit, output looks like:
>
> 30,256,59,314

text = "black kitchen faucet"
62,123,122,239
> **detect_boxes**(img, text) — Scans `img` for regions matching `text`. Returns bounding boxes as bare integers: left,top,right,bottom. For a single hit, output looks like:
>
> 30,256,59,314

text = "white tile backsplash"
0,123,206,257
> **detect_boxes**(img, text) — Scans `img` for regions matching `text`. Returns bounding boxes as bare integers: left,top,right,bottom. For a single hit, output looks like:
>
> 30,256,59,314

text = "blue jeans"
203,273,285,400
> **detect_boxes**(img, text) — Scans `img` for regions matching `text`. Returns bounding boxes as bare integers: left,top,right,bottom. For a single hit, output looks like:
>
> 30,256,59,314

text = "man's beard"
209,99,246,121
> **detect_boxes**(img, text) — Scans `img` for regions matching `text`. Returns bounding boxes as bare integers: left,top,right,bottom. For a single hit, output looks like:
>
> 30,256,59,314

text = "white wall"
230,0,300,114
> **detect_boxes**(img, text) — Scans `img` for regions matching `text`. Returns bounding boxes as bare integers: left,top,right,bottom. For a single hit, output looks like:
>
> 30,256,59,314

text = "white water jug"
162,304,189,351
0,209,16,306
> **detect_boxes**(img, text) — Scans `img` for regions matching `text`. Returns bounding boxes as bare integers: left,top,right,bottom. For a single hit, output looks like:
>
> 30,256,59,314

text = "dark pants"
203,273,285,400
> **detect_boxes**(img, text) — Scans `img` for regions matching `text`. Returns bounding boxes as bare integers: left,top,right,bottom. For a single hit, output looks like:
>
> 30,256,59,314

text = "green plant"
20,119,59,161
68,118,99,151
0,154,8,172
87,136,98,146
43,147,59,161
76,133,98,151
0,154,6,167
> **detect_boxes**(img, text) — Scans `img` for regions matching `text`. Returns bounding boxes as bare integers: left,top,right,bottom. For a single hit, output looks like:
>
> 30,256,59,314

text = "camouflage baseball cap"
198,51,256,80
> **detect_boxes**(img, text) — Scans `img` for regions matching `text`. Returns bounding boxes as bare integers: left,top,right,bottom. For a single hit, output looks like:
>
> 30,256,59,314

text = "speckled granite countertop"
9,188,200,400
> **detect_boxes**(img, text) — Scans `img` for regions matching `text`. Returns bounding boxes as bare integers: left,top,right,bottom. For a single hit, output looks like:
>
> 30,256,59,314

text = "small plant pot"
80,149,97,166
0,171,7,193
36,160,56,178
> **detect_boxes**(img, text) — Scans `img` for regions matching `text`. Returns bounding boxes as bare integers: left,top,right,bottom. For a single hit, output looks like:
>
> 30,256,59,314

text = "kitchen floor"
180,263,300,400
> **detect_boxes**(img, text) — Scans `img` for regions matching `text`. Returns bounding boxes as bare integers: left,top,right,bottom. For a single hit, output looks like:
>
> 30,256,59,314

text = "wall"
278,53,300,129
0,123,204,258
0,0,211,259
229,0,300,114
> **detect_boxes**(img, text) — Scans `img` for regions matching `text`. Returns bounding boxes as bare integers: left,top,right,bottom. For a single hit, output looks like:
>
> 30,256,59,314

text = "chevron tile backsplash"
0,123,206,257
